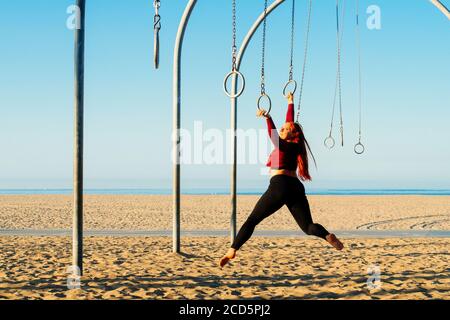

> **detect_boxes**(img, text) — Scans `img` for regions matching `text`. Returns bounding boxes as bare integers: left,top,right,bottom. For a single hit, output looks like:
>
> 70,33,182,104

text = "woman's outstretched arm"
285,92,295,122
257,109,279,146
266,115,280,146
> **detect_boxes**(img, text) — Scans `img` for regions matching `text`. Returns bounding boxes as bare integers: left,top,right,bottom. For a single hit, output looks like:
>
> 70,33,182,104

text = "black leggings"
231,175,330,250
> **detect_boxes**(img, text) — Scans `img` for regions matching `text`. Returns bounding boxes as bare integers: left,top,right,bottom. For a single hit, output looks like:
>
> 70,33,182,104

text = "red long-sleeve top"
266,103,300,170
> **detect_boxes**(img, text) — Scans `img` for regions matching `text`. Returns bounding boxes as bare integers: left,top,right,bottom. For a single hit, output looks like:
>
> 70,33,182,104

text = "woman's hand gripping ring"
283,79,297,98
257,93,272,115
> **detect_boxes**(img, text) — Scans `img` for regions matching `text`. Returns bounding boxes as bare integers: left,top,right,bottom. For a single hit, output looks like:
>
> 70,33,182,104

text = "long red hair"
284,122,317,181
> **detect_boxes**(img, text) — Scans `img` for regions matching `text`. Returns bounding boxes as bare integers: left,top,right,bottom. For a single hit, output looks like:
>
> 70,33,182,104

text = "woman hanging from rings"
219,92,344,268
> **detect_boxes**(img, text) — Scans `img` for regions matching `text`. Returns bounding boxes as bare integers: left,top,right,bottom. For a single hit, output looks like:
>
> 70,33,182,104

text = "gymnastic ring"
257,93,272,115
324,136,335,149
354,142,365,155
223,70,246,98
283,79,297,97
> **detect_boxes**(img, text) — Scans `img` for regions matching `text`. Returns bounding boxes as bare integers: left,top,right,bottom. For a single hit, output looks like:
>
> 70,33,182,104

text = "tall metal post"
230,0,286,245
73,0,86,275
230,74,238,243
173,0,197,253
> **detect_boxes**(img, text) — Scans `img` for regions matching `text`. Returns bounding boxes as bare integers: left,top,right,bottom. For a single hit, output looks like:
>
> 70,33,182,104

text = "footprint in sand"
230,290,242,296
356,214,450,230
152,289,165,297
114,259,126,266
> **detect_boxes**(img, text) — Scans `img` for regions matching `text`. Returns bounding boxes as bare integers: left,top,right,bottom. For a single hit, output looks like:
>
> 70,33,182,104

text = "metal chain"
154,0,161,29
224,0,246,98
260,0,268,95
337,0,344,147
232,0,237,71
327,0,345,146
154,1,160,10
153,0,161,69
295,0,313,122
288,0,295,81
328,74,338,137
154,0,160,12
356,0,363,143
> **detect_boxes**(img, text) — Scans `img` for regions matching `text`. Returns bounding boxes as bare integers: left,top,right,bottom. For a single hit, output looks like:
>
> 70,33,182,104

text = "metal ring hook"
283,79,298,97
223,70,246,98
354,142,365,155
257,93,272,115
154,14,161,30
153,0,161,11
324,136,336,149
153,1,161,70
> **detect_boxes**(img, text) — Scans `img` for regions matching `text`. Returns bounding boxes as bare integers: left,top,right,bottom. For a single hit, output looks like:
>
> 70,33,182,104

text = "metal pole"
173,0,197,254
430,0,450,20
230,0,286,245
230,75,237,244
73,0,85,275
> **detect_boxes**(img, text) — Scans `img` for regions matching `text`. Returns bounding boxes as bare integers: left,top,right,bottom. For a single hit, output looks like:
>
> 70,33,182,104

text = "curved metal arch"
173,0,197,254
430,0,450,20
235,0,287,71
230,0,287,243
172,0,288,252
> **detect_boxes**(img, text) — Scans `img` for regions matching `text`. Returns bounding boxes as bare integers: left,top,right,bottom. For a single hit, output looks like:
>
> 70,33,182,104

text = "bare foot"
326,234,344,251
219,248,237,268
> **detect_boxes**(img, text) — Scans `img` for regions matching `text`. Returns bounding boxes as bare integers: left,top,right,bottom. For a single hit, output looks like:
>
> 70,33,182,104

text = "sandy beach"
1,195,450,231
0,236,449,300
0,195,449,300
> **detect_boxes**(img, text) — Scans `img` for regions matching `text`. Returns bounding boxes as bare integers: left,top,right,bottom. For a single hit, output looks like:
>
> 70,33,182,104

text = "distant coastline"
1,189,450,196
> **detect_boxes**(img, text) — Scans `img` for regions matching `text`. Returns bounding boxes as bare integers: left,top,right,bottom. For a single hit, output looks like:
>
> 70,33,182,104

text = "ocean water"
1,189,450,196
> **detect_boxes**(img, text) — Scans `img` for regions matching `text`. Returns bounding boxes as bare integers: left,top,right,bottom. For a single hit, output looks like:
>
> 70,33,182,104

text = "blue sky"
0,0,449,190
